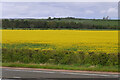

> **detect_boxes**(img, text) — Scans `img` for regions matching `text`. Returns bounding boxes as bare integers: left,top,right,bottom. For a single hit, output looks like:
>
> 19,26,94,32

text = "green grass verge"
2,63,119,72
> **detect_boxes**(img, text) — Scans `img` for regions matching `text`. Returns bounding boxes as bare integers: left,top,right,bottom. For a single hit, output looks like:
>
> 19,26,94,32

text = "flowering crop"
2,30,118,53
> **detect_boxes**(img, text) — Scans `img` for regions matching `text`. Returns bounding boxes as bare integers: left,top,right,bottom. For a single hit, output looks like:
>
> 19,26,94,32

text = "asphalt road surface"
1,67,119,80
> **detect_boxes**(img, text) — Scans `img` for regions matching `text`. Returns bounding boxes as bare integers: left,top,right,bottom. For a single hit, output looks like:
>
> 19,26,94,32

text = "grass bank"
2,63,119,72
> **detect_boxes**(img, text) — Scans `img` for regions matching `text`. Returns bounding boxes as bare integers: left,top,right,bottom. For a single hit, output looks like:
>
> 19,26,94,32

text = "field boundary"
2,63,119,72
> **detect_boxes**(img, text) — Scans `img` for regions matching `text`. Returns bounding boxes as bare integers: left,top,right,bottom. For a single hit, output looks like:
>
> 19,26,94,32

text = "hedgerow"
2,48,118,66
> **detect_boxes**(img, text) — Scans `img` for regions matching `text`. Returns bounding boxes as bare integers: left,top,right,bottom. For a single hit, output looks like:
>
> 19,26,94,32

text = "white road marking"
13,77,21,78
59,72,118,77
4,69,119,77
6,69,56,73
31,70,55,73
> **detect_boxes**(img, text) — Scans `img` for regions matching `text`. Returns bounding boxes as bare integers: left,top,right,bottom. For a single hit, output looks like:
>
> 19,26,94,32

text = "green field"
2,30,119,72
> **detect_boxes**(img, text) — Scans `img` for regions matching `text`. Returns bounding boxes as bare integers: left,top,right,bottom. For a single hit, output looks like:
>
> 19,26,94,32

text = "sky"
2,2,118,19
1,0,119,2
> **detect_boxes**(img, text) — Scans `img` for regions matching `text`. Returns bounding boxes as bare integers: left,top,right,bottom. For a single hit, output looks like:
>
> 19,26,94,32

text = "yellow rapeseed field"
2,30,118,53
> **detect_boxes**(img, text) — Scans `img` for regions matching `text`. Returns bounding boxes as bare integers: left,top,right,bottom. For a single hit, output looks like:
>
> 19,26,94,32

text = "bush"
2,48,118,66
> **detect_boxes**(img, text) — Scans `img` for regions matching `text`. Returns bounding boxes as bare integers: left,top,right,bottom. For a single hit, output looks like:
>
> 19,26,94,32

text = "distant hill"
2,18,119,30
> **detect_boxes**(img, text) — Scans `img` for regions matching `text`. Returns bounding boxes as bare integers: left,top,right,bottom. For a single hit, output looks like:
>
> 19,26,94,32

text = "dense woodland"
2,17,119,29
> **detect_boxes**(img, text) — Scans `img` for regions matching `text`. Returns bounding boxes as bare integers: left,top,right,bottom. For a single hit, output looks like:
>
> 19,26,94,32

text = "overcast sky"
2,2,118,19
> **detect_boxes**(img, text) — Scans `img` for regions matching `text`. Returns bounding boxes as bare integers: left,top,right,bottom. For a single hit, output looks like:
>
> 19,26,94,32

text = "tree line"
2,19,119,29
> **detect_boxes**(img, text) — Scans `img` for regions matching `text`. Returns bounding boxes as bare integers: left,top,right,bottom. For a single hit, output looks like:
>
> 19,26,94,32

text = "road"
1,67,119,80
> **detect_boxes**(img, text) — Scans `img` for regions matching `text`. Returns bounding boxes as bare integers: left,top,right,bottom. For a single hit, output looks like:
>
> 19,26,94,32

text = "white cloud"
107,7,117,14
3,3,76,18
2,2,118,19
100,8,117,14
85,10,94,14
100,10,106,14
99,7,118,19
